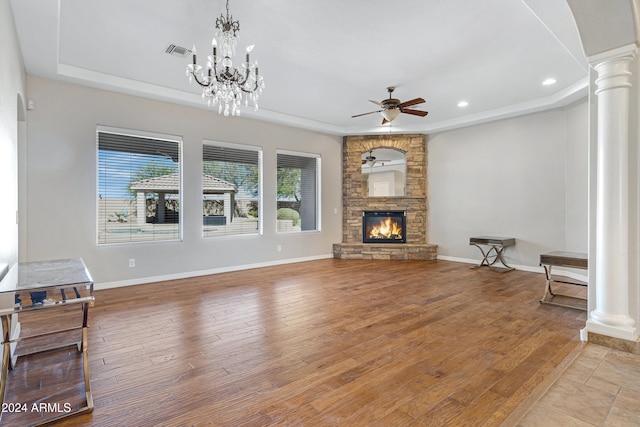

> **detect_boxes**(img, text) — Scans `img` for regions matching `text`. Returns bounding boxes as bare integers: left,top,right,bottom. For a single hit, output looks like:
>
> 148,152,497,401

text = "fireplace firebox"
362,210,406,244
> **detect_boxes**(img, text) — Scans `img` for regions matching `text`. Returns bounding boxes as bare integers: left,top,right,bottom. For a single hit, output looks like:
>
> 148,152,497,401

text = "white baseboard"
95,253,334,290
436,255,588,283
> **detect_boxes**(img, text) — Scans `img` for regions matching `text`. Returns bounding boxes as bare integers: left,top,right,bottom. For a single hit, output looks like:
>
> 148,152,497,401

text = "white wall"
0,0,26,282
565,99,589,252
24,77,342,286
428,100,588,268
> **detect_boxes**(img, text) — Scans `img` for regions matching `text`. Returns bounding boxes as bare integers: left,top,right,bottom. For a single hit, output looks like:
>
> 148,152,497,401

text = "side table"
539,251,588,310
469,236,516,273
0,258,94,425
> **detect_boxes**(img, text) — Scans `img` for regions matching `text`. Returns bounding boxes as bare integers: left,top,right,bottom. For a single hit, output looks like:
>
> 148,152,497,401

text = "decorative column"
586,44,638,341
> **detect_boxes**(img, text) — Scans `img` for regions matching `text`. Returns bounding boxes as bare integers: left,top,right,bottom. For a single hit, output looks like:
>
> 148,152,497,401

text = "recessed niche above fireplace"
361,148,406,197
363,211,406,244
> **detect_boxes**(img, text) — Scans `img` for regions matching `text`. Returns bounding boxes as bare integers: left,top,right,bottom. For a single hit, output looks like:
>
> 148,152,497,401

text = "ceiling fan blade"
401,108,429,117
369,100,383,107
397,97,425,108
352,110,382,118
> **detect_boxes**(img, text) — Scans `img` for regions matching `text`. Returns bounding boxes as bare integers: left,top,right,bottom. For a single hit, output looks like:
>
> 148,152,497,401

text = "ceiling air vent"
165,44,191,58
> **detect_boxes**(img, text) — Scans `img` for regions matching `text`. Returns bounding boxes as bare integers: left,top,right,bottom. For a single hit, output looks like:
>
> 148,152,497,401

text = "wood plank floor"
2,259,586,426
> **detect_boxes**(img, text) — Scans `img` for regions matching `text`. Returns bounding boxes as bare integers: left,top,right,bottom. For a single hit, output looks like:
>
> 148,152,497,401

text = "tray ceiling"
9,0,589,135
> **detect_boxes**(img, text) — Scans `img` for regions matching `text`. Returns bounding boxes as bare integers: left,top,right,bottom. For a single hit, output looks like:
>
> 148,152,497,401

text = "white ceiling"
9,0,589,135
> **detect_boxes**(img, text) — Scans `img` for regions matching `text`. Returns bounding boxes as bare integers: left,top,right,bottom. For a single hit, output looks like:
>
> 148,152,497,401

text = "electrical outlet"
277,245,282,252
129,258,135,267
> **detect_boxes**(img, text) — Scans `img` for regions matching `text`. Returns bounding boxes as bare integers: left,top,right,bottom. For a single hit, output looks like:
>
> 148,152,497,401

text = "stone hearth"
333,134,437,260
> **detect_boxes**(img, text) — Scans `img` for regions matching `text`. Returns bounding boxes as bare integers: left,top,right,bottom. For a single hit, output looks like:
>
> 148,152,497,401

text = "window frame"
202,139,263,238
276,149,322,233
96,125,183,245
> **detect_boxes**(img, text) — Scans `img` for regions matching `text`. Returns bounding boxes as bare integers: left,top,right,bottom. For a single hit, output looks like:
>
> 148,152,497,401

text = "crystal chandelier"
186,0,264,116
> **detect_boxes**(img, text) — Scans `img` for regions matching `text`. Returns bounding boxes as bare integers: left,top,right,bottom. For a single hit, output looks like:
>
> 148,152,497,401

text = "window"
276,150,321,232
202,140,262,237
97,127,182,244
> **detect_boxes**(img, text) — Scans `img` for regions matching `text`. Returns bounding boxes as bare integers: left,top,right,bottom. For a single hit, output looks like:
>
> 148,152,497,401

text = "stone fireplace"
333,134,437,260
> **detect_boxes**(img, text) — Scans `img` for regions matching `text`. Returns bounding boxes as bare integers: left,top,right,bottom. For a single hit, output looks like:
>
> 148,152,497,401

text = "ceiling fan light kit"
352,86,429,125
381,109,400,122
186,0,265,117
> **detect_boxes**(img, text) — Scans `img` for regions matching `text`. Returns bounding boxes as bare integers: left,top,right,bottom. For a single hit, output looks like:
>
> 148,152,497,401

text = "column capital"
588,43,637,67
591,44,636,95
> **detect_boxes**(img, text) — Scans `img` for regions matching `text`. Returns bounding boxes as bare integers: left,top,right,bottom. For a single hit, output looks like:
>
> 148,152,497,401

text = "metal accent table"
469,236,516,272
539,251,588,310
0,258,94,425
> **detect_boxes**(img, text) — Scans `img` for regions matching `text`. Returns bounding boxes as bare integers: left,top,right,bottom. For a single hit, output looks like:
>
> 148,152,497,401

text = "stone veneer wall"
333,134,437,260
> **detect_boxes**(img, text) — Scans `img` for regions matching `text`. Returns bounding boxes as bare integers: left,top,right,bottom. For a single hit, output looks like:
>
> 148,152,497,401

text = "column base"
584,318,638,342
584,329,640,354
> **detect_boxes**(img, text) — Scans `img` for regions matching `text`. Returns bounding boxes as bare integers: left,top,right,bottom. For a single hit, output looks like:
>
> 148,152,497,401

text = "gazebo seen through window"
97,127,182,244
202,140,262,238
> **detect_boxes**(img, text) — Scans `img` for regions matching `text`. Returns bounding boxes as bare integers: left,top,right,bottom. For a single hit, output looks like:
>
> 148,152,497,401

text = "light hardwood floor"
3,259,587,426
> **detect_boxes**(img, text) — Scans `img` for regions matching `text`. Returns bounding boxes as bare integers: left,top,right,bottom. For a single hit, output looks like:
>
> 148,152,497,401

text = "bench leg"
541,264,555,302
471,244,514,272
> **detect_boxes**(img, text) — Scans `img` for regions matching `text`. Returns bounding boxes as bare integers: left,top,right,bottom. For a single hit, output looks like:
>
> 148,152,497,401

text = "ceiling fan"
352,86,429,125
362,150,390,166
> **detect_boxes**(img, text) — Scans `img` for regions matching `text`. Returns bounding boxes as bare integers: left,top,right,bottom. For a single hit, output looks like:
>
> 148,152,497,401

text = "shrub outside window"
276,150,321,233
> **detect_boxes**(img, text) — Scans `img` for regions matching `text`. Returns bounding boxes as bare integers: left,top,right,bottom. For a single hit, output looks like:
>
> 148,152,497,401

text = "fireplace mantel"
333,134,437,260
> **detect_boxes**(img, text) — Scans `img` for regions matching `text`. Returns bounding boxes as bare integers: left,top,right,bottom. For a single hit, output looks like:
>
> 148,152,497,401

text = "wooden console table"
539,251,588,310
0,258,94,425
469,236,515,273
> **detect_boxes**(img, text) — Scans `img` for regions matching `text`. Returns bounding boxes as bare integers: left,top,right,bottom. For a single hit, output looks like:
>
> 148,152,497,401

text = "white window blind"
97,128,182,244
202,141,262,237
276,151,320,232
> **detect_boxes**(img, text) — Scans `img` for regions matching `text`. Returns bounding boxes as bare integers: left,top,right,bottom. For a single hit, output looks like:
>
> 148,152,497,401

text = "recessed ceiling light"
542,78,557,86
457,101,469,107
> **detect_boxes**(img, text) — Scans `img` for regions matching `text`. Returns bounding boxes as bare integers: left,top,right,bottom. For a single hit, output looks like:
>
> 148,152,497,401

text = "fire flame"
369,217,403,239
